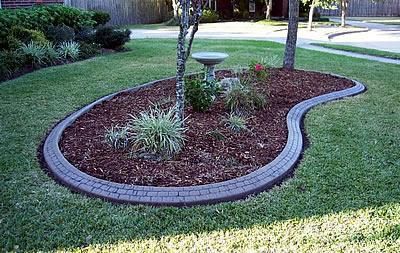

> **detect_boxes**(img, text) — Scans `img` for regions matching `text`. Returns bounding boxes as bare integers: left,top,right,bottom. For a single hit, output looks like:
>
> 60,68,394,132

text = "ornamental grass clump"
58,41,81,61
225,83,266,114
128,106,187,158
224,114,248,132
104,125,130,150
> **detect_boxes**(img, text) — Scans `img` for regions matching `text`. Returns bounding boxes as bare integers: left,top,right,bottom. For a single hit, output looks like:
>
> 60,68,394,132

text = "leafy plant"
10,26,49,45
185,78,217,112
249,61,268,80
104,125,130,150
225,83,266,114
95,26,131,50
45,25,75,44
58,41,81,61
223,114,248,132
128,106,187,158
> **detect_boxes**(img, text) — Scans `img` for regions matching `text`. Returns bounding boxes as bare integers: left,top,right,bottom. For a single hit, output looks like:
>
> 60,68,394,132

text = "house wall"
1,0,63,8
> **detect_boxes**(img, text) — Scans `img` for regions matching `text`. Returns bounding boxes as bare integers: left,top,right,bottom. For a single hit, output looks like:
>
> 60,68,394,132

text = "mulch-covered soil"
60,68,354,187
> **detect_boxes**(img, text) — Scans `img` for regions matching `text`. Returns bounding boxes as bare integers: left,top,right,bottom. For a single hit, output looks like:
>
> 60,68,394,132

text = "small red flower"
255,63,264,72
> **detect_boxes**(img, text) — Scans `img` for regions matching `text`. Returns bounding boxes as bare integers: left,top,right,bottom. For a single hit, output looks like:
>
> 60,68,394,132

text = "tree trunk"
175,0,189,122
307,0,315,31
172,0,179,22
283,0,299,70
174,0,205,123
265,0,272,20
341,0,348,27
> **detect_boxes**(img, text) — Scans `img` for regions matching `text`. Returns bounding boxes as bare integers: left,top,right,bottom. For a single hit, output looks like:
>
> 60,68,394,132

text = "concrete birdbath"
192,52,229,82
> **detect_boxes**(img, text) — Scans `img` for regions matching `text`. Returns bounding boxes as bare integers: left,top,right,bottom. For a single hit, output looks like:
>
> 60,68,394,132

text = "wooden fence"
319,0,400,17
64,0,171,25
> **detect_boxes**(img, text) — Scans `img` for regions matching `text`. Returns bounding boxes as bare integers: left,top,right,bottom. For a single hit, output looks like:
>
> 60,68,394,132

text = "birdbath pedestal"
192,52,229,82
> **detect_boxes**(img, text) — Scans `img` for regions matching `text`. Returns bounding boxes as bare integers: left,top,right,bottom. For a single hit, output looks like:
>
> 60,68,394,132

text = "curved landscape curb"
327,28,369,40
42,73,366,207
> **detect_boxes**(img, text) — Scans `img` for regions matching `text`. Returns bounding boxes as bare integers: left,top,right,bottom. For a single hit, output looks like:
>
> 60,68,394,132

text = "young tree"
265,0,273,20
283,0,300,70
339,0,349,27
304,0,335,31
175,0,208,122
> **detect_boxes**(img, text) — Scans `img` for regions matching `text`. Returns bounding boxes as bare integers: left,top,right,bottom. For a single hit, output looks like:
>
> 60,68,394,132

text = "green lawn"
311,43,400,60
1,39,399,252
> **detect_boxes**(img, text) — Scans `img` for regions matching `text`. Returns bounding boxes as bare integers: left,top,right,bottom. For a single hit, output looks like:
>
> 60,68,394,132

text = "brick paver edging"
42,72,366,207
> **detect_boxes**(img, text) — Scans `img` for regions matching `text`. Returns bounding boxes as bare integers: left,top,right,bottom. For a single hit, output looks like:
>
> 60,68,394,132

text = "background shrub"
185,78,217,112
45,25,75,44
79,42,101,59
10,26,48,44
0,5,101,50
91,10,111,27
201,9,219,23
95,26,131,50
0,51,24,81
75,27,96,43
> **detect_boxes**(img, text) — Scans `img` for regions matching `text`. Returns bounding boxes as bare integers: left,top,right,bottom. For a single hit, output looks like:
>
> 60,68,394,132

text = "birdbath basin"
192,52,229,82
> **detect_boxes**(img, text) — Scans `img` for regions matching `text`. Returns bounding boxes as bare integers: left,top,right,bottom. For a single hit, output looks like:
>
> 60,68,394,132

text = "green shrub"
10,26,48,44
201,9,219,23
94,26,131,50
91,11,111,26
45,25,75,44
75,27,96,43
225,83,266,114
223,114,248,132
0,50,24,81
58,41,80,61
78,42,101,59
105,125,130,150
185,78,217,112
128,107,186,158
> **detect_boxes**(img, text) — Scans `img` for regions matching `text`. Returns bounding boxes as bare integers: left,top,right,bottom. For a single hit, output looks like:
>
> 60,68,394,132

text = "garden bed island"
41,67,365,205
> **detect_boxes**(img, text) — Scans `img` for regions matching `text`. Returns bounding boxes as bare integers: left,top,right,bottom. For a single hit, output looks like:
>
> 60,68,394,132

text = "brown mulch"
59,68,354,187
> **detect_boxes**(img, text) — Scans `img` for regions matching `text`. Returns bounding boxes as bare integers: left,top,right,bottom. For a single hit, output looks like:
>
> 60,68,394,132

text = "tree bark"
175,0,207,122
172,0,179,22
307,0,315,31
283,0,299,70
340,0,348,27
265,0,272,20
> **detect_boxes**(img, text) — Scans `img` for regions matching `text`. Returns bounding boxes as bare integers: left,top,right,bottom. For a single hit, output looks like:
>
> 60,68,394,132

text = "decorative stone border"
42,72,366,206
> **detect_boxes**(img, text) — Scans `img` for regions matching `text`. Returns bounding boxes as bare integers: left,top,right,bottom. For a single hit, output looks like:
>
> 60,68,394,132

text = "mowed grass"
0,39,399,252
311,43,400,60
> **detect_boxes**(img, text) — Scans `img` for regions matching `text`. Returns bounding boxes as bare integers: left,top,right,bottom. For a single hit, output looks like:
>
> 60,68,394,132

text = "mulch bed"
60,68,354,187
